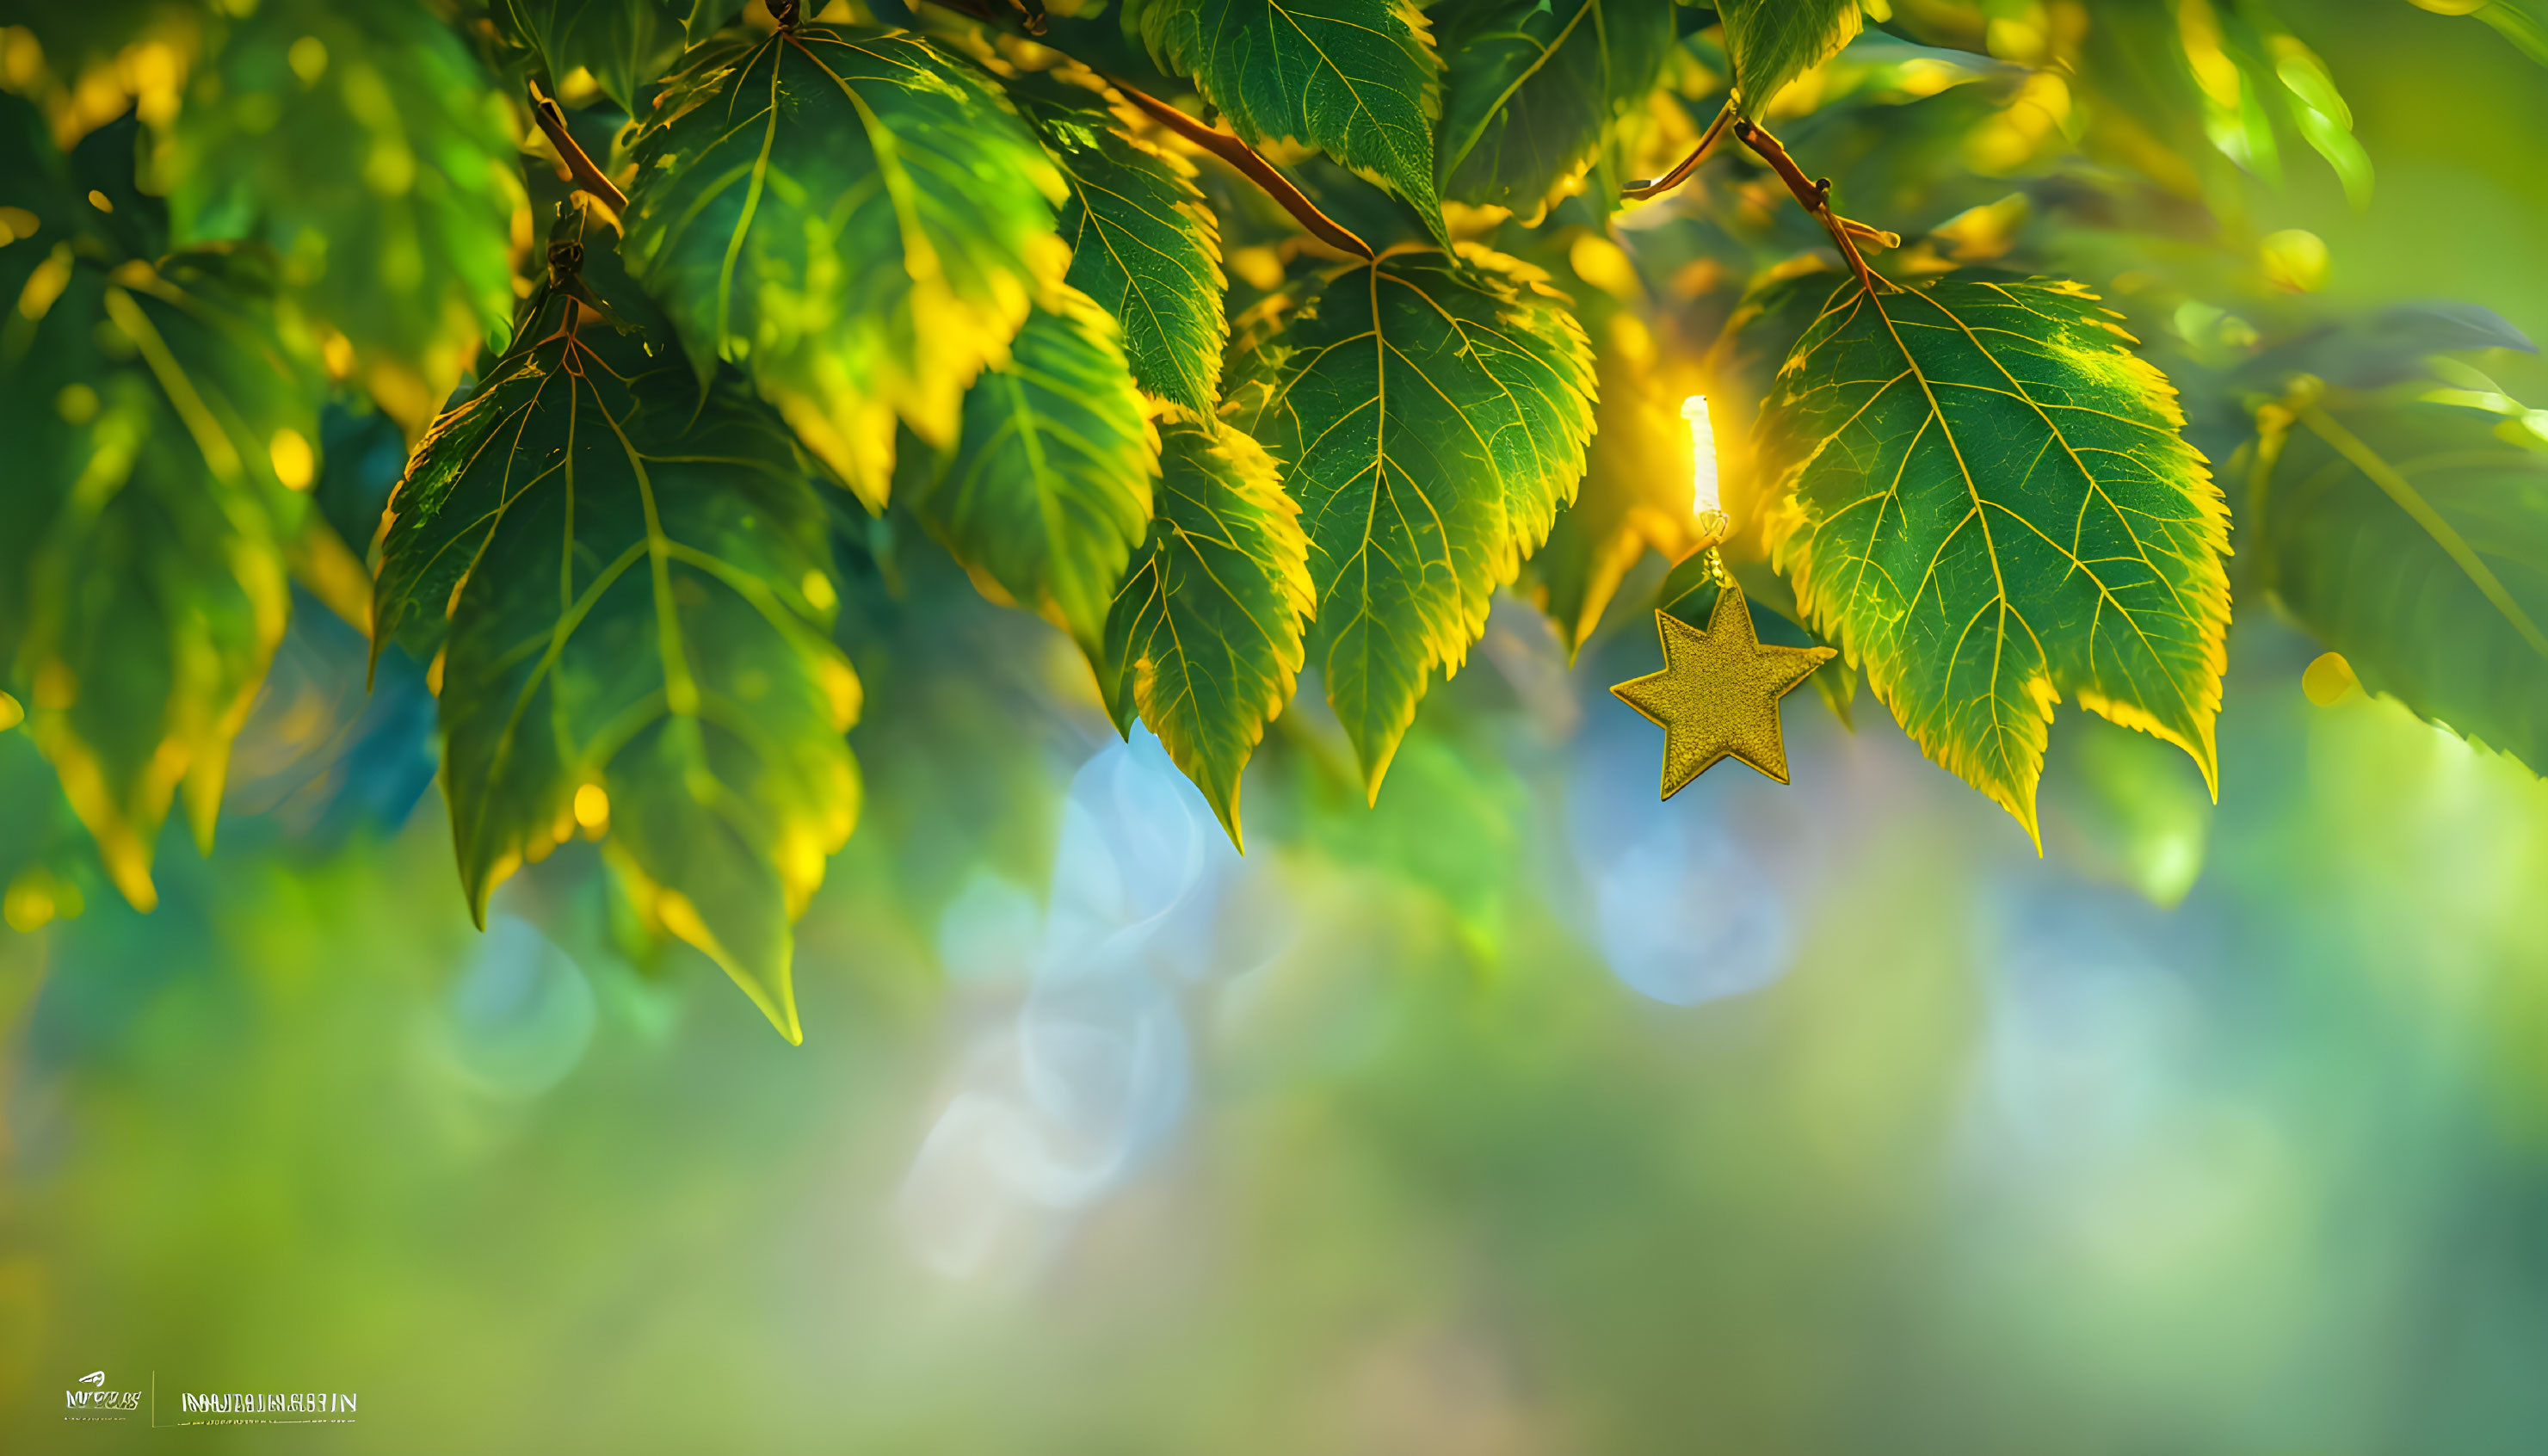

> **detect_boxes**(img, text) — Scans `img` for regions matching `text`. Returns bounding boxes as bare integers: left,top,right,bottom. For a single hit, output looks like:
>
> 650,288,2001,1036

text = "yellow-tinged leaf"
621,24,1069,507
1101,416,1312,847
1011,71,1230,416
615,849,805,1045
377,248,858,1044
1128,0,1447,236
167,0,522,432
1759,276,2230,842
0,121,318,909
903,288,1158,653
1230,245,1595,796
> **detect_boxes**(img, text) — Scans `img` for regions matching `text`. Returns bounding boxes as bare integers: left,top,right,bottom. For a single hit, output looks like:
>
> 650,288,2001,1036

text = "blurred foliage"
3,2,2548,1441
8,585,2548,1450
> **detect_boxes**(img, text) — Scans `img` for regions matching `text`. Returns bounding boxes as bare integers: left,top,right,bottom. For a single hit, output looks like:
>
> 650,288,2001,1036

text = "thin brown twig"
1731,117,1882,295
1104,77,1375,259
1623,100,1737,201
901,0,1370,258
528,82,628,216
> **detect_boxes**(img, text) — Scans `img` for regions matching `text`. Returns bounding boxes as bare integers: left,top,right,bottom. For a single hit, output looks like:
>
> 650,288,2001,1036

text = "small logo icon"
65,1369,140,1419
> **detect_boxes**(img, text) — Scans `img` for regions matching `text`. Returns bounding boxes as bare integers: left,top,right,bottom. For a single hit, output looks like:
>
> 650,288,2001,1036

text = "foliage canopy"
4,0,2545,1038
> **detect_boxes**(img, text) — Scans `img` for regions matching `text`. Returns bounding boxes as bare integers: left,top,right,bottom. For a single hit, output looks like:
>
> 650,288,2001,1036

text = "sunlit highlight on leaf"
1759,276,2230,843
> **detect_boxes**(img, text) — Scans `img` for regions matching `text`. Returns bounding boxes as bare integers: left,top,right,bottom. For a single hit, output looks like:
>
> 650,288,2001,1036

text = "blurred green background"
9,2,2548,1451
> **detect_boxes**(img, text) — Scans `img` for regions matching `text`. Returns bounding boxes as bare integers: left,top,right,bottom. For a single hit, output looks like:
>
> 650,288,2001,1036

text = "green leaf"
375,275,860,1045
1013,76,1228,416
1758,276,2230,842
167,0,524,429
901,289,1157,654
1126,0,1446,236
2253,395,2548,774
1432,0,1677,216
621,24,1070,508
1229,245,1595,796
491,0,688,114
0,242,319,912
1715,0,1860,116
1101,416,1311,846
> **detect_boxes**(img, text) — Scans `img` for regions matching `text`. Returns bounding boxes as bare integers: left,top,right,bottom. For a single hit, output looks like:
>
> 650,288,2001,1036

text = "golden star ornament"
1611,577,1836,798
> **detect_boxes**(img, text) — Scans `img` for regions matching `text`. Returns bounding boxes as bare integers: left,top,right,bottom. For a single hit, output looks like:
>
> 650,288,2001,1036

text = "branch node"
1734,117,1880,296
1105,77,1375,260
527,82,629,218
906,0,1367,260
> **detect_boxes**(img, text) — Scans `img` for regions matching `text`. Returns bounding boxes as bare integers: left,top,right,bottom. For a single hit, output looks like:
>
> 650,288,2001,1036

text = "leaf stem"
1104,77,1375,259
904,0,1373,258
1731,117,1883,295
528,82,629,216
1623,101,1737,201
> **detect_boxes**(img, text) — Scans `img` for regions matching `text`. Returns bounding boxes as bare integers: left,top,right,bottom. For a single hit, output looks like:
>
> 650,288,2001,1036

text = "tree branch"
1731,117,1885,295
904,0,1372,258
1103,78,1374,259
1624,101,1737,201
527,82,629,216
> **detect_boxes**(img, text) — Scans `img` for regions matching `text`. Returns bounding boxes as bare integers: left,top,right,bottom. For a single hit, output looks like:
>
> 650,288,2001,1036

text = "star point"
1610,579,1835,799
